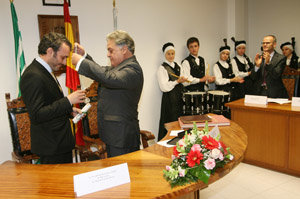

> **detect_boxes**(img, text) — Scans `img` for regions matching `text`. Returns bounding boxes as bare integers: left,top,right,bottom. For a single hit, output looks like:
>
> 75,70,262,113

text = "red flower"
202,136,219,150
186,150,203,167
173,146,179,157
219,141,228,155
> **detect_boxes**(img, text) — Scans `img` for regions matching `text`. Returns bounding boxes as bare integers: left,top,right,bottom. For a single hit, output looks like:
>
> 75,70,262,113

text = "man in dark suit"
72,30,144,158
251,35,288,98
20,32,86,164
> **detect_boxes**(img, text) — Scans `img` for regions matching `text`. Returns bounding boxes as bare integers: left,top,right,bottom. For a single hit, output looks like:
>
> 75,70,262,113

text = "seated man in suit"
72,30,144,158
251,35,288,98
20,32,86,164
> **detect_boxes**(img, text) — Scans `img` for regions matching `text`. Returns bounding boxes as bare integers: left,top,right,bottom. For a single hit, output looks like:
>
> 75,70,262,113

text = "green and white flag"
10,0,26,97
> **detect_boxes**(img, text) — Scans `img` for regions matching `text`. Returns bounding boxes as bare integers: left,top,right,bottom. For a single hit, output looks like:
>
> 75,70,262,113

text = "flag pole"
113,0,117,31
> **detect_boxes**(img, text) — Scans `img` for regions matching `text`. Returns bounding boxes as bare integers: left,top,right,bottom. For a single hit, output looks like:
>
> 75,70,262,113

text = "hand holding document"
72,103,91,124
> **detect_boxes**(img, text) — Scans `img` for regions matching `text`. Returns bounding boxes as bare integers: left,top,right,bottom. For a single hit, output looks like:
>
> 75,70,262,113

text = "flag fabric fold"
63,0,85,146
10,0,26,97
64,0,80,91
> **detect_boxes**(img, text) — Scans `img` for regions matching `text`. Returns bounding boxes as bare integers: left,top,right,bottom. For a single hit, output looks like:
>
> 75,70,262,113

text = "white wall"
247,0,300,59
0,0,247,163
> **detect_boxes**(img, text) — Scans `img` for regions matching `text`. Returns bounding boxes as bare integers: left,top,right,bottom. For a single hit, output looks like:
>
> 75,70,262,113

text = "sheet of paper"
170,130,184,136
74,163,130,197
292,97,300,107
157,140,175,148
268,98,291,104
209,126,220,140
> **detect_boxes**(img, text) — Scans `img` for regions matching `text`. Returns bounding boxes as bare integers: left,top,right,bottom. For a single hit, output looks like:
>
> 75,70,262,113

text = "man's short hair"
107,30,135,54
265,35,277,43
187,37,199,48
38,32,72,55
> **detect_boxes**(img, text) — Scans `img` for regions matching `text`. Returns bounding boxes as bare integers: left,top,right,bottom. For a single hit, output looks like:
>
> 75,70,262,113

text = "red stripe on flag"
63,0,71,23
64,0,85,146
66,65,80,91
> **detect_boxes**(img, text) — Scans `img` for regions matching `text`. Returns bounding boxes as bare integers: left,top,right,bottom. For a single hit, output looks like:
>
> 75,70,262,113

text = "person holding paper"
181,37,215,92
72,30,144,158
251,35,288,98
20,32,86,164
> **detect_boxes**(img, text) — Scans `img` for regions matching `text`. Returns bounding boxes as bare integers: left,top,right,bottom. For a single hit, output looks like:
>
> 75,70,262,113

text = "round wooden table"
0,120,247,199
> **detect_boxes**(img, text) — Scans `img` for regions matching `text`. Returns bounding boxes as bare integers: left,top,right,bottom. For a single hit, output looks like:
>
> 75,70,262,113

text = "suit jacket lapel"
34,59,64,97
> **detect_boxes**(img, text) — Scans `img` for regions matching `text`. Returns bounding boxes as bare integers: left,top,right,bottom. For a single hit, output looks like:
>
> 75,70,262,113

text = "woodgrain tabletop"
0,120,247,199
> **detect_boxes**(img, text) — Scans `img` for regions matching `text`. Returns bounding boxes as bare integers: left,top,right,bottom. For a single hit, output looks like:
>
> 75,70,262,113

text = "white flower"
219,152,224,160
204,158,216,170
210,148,221,159
178,139,186,147
188,134,197,144
171,155,176,160
166,166,171,171
197,130,205,137
178,166,186,177
229,154,234,160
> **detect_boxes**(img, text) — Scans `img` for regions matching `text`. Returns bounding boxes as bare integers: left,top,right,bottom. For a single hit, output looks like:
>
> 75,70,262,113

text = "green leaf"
193,167,211,184
203,121,209,134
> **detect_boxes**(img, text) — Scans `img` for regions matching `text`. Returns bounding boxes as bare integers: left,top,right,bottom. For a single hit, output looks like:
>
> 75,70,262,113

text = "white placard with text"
74,163,130,197
292,97,300,107
244,95,268,105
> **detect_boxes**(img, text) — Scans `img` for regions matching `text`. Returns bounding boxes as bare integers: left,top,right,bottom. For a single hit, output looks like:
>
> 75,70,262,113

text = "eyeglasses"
261,42,272,45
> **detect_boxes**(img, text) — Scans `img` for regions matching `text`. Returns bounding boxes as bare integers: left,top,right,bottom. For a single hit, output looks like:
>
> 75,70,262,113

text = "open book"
178,114,230,129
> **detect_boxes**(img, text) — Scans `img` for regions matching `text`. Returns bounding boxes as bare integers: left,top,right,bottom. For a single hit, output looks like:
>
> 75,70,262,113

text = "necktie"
261,59,267,87
51,72,63,93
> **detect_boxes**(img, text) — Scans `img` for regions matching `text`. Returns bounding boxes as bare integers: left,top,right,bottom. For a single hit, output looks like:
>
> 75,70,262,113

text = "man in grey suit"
20,32,86,164
72,30,144,157
251,35,288,98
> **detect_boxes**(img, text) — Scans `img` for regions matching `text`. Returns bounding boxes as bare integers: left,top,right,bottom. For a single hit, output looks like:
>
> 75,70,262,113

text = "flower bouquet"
163,122,234,188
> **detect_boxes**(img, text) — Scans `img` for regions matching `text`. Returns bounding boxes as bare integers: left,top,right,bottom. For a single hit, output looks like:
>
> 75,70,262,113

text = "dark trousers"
39,151,73,164
106,145,139,158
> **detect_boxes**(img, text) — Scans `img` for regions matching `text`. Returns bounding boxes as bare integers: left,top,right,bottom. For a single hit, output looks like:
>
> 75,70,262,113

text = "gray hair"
106,30,135,54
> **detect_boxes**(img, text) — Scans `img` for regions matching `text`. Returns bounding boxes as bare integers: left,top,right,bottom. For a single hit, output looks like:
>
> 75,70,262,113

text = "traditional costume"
157,43,184,140
231,38,255,95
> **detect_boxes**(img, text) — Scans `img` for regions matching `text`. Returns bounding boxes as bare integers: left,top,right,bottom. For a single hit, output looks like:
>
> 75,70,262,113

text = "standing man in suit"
20,32,86,164
251,35,288,98
72,30,144,158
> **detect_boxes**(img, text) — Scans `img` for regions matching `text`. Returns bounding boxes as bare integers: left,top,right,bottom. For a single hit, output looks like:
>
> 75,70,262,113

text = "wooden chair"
5,93,39,163
282,66,299,99
5,92,106,163
140,130,156,148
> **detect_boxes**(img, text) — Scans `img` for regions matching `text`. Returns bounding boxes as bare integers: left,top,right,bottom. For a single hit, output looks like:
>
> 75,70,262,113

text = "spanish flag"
64,0,80,91
63,0,85,146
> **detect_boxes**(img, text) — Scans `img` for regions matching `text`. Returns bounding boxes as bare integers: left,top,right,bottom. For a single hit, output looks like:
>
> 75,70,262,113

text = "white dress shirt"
36,57,52,74
213,60,232,85
157,60,182,92
231,55,251,78
181,55,203,86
